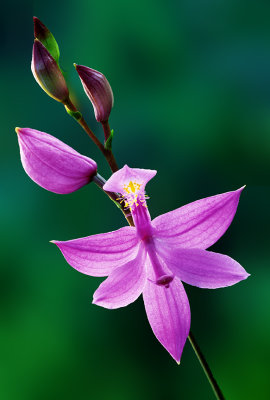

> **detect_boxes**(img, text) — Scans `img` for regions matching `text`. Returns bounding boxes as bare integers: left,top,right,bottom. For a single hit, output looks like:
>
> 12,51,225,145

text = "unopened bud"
75,64,114,122
16,127,97,194
33,17,60,63
31,39,69,102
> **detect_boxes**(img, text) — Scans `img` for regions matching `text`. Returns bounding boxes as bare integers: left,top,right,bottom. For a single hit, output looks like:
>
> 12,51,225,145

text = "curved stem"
188,332,225,400
64,97,119,173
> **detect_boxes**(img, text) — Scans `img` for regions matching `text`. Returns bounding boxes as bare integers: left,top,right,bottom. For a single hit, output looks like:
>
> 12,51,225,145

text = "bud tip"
33,17,47,39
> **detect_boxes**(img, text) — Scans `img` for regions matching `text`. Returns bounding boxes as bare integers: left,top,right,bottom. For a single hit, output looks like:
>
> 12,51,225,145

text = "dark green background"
1,1,269,399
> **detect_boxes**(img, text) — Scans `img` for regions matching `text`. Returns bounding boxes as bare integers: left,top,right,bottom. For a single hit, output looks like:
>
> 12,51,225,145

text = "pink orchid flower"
52,165,249,363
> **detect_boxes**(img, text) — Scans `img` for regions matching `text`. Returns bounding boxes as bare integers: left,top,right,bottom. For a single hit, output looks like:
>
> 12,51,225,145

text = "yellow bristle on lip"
123,181,141,194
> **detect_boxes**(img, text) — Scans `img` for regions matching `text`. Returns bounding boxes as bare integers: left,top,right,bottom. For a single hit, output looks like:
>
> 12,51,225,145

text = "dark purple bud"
75,64,114,122
31,39,69,102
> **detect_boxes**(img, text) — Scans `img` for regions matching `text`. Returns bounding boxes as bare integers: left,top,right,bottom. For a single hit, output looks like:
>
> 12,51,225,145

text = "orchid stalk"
15,17,251,400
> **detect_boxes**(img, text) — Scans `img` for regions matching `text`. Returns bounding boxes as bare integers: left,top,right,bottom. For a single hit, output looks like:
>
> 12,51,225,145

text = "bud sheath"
75,64,114,122
16,128,97,194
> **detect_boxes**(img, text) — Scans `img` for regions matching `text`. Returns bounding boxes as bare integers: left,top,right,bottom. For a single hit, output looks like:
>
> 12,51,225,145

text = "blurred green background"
1,0,270,399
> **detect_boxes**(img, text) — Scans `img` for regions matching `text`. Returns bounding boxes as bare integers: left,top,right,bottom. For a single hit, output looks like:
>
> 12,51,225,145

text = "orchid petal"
152,187,244,249
93,245,146,309
156,245,250,289
143,269,190,363
52,227,139,277
103,164,156,194
16,128,97,194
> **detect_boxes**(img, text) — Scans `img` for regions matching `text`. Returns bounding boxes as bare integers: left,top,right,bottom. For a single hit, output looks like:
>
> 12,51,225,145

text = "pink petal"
103,164,157,194
52,227,139,277
152,187,244,249
143,261,190,363
16,128,97,194
156,245,250,289
93,245,146,309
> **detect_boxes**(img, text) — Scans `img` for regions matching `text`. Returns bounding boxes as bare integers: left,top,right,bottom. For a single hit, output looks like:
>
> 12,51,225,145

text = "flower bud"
33,17,60,63
16,127,97,194
31,39,69,102
75,64,114,122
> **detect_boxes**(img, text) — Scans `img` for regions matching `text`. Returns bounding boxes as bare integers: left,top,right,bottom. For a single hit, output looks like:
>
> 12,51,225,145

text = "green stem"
188,332,225,400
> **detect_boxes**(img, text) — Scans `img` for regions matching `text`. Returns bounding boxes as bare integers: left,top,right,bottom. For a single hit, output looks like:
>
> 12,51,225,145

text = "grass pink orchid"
52,165,249,363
